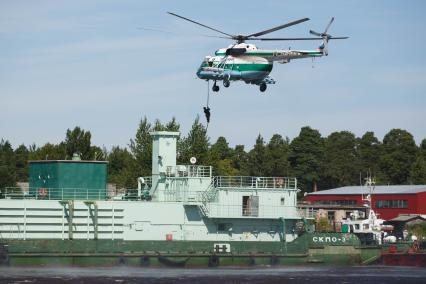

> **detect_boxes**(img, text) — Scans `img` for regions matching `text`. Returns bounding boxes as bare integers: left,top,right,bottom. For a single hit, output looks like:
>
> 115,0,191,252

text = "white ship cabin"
146,131,300,220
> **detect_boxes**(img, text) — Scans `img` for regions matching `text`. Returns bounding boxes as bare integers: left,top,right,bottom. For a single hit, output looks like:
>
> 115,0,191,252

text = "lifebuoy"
38,188,48,198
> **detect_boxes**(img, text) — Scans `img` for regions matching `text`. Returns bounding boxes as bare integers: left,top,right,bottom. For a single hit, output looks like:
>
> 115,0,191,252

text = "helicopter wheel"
223,79,230,88
212,82,220,92
259,83,267,92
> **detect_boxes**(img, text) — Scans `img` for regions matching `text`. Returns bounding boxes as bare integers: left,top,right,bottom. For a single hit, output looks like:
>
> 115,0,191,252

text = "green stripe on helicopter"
202,63,272,72
215,51,322,56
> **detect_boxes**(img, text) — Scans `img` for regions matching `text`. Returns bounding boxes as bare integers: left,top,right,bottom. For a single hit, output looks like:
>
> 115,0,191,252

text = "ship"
0,131,382,267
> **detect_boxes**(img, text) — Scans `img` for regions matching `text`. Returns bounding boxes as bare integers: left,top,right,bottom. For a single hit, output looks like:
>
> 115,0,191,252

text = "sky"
1,0,426,151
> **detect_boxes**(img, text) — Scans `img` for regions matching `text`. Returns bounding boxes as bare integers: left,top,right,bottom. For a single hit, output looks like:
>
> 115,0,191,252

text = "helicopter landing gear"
259,83,267,92
223,79,230,88
212,81,220,92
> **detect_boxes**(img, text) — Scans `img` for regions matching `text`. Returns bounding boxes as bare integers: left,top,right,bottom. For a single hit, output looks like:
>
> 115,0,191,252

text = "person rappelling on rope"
203,106,211,123
203,80,211,124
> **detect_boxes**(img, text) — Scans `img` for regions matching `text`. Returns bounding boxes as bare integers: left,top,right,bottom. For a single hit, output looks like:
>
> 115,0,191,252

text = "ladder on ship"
199,178,218,217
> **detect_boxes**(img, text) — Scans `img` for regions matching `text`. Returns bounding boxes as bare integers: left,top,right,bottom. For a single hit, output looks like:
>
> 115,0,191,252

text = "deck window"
314,200,357,206
375,200,408,208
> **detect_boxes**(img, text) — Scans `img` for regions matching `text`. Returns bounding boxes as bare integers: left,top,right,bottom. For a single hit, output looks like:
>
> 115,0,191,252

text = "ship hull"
0,234,381,267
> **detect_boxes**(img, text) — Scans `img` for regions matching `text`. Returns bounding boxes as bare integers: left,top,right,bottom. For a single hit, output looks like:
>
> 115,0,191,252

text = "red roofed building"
304,185,426,220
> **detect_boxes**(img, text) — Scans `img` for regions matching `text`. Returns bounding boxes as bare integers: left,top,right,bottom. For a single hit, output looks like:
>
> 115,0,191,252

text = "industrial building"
304,185,426,220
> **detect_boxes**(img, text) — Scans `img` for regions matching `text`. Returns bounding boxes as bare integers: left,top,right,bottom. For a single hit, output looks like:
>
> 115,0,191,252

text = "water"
0,266,425,283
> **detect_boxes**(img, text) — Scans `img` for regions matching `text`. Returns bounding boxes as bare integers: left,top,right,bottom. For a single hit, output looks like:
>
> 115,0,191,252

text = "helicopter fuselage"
196,43,323,87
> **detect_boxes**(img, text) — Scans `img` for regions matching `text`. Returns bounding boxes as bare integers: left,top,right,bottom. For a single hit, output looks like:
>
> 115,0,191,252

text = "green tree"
380,129,417,184
209,137,232,161
14,144,29,182
409,156,426,184
357,131,382,180
208,136,233,173
216,159,239,176
247,135,267,176
0,139,16,190
64,127,93,159
152,119,165,131
420,139,426,160
407,223,426,239
232,145,249,176
129,117,152,177
164,117,180,132
179,116,209,164
321,131,359,188
265,134,291,177
90,145,106,161
107,146,136,188
315,217,333,232
28,143,67,160
409,138,426,184
289,127,324,193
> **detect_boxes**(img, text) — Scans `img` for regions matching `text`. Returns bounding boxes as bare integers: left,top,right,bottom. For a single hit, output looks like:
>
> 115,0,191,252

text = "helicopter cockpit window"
205,56,213,67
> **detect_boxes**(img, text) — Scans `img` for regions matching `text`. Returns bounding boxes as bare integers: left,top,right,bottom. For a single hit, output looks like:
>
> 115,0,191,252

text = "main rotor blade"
167,12,234,38
246,18,310,38
255,37,324,41
139,27,232,39
252,36,349,41
324,17,334,34
309,30,322,36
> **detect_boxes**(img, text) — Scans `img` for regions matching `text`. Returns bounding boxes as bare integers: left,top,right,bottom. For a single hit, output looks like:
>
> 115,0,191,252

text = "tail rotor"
310,17,348,55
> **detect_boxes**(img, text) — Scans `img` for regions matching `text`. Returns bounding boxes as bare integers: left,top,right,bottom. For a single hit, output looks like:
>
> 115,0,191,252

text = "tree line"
1,116,426,194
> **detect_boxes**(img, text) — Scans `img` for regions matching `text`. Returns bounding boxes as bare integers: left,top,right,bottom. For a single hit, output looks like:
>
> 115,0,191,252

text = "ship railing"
165,165,212,178
213,176,297,190
161,190,205,203
205,204,298,219
2,186,111,201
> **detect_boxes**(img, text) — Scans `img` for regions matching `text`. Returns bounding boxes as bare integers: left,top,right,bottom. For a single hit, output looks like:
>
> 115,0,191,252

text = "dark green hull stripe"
201,63,272,72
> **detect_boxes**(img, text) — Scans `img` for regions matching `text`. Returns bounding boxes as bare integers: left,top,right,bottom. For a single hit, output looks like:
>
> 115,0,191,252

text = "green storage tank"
29,160,108,200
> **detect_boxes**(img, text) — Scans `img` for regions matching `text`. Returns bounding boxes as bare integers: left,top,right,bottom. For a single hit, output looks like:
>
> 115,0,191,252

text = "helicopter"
168,12,348,92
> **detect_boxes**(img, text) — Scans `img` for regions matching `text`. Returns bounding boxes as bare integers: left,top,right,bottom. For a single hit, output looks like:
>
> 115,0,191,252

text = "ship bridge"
138,131,302,220
146,172,300,219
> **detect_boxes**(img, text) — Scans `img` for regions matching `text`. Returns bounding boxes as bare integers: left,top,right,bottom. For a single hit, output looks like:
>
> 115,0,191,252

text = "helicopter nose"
196,67,203,78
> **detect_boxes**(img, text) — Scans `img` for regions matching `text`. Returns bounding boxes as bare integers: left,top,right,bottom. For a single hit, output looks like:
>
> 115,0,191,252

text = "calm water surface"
0,266,425,283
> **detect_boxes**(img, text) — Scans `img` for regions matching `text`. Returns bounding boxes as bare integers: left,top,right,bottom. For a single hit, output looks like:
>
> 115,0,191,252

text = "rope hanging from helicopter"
203,48,233,128
203,80,211,130
203,44,239,127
